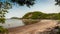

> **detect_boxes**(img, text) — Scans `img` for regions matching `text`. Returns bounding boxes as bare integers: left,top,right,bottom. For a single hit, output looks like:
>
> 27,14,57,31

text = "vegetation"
55,0,60,6
11,0,35,7
0,26,8,34
10,17,20,19
22,11,60,25
0,0,35,34
23,11,44,19
11,0,60,6
0,0,60,34
22,11,60,20
0,1,11,23
0,1,11,34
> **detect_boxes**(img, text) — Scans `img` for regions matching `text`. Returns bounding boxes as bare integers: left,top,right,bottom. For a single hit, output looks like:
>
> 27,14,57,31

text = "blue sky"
5,0,60,18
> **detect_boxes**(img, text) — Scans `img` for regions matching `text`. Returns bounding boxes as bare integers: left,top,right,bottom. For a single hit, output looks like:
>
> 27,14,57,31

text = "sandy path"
8,20,58,34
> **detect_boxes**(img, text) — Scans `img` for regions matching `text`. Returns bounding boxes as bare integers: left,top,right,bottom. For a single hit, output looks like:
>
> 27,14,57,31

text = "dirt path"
8,20,58,34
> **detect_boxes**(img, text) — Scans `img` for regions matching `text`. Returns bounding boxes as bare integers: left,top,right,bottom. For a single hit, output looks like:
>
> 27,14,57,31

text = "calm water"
0,19,25,28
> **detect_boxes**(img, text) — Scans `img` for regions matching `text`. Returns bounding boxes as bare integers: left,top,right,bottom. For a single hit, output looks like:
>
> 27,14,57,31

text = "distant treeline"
10,17,20,19
22,11,60,20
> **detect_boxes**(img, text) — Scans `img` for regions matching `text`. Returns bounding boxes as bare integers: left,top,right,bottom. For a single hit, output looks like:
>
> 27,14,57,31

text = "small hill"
22,11,45,19
22,11,60,20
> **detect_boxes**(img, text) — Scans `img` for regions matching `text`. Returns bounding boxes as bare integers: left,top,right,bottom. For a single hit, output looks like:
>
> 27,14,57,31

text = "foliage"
23,11,45,19
0,0,35,33
0,1,12,34
55,0,60,6
22,11,60,25
0,26,8,34
10,17,20,19
0,0,60,33
0,18,5,24
0,1,12,23
11,0,60,6
11,0,35,7
22,11,60,20
22,11,45,25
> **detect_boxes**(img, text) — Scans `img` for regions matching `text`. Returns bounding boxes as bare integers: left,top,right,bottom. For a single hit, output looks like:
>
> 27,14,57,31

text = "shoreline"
7,20,59,34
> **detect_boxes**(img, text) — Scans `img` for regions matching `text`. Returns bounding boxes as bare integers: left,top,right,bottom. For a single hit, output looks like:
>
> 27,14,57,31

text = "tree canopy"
55,0,60,6
0,1,12,23
22,11,60,20
11,0,35,7
0,1,12,34
11,0,60,6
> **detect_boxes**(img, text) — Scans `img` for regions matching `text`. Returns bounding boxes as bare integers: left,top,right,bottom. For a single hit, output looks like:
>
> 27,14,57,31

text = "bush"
0,18,5,24
0,26,8,34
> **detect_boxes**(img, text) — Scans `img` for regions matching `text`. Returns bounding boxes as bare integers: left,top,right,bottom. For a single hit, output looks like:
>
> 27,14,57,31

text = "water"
0,19,25,28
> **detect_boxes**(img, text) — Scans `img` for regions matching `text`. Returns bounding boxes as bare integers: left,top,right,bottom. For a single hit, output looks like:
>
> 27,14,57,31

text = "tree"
0,0,60,34
55,0,60,6
0,26,8,34
11,0,35,7
0,1,12,34
0,0,35,23
0,1,12,23
10,0,60,6
10,17,20,19
0,0,35,34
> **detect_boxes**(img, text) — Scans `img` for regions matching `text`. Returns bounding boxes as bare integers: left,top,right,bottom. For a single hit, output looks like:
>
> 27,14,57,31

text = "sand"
8,20,58,34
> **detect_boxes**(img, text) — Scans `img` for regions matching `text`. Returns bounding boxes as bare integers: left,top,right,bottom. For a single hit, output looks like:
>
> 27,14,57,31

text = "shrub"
0,26,8,34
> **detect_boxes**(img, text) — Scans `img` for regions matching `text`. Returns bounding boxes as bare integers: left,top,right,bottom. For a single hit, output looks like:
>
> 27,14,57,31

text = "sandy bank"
8,20,59,34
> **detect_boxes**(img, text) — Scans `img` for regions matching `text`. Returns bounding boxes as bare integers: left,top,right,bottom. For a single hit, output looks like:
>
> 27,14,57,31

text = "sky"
4,0,60,18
